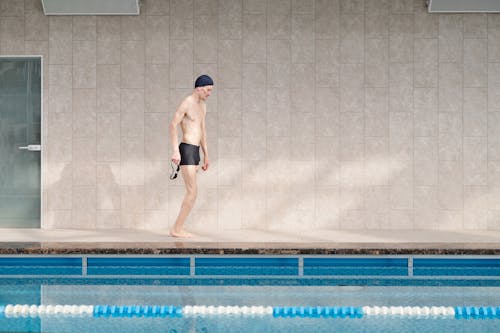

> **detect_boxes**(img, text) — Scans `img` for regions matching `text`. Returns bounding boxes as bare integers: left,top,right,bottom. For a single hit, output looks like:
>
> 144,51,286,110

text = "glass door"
0,57,41,228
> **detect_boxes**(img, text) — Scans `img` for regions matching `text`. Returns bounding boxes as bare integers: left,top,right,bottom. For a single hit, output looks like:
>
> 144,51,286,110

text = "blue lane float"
272,306,363,319
93,305,181,318
454,306,500,320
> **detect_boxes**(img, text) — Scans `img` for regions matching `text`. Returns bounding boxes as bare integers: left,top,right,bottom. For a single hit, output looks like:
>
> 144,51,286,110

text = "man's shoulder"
179,95,193,109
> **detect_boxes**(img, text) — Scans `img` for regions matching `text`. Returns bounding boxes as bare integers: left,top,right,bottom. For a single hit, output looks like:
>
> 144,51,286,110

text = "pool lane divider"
1,305,500,319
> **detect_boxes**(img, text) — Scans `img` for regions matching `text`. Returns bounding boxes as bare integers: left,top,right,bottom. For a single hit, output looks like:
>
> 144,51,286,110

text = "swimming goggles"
170,161,180,180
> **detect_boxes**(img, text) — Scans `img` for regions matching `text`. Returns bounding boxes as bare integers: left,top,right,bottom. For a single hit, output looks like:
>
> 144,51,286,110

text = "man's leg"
170,165,197,238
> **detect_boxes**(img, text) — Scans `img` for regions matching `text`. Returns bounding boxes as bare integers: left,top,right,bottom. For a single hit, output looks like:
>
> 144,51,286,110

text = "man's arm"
169,101,187,164
200,104,209,171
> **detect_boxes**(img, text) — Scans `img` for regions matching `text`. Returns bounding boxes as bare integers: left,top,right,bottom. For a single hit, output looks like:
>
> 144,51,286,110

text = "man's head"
194,74,214,101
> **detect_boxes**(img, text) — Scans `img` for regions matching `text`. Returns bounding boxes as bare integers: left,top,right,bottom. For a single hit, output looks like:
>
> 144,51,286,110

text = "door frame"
0,55,44,229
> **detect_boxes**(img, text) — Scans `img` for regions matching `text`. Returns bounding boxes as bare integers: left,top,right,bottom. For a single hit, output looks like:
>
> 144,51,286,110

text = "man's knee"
186,186,198,201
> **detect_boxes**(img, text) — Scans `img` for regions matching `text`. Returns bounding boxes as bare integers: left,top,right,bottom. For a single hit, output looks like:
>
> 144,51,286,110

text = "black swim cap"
194,75,214,88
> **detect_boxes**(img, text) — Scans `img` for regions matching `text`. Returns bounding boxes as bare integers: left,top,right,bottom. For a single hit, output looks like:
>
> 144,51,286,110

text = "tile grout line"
95,15,98,230
71,16,74,228
486,13,490,230
411,3,416,230
437,10,441,232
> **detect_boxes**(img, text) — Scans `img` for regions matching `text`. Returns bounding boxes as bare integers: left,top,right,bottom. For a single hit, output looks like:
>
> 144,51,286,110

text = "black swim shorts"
179,142,200,166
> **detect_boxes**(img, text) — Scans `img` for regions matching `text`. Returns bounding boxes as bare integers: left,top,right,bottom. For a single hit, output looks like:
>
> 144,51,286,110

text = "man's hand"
202,157,210,171
171,151,181,165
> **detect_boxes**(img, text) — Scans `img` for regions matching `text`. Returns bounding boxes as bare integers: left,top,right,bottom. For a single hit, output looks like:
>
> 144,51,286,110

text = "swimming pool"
0,255,499,333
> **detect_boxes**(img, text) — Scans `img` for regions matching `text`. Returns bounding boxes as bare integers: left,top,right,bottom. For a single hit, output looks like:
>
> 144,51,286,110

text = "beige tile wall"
1,0,499,231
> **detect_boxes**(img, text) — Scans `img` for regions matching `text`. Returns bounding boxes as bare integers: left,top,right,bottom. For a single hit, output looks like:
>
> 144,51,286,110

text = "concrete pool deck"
0,228,498,254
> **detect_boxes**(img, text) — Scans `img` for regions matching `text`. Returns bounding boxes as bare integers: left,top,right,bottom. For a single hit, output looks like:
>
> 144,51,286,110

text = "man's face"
199,86,213,100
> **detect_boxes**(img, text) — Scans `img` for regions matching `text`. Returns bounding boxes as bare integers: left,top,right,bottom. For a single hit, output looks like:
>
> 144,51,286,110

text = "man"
169,75,213,238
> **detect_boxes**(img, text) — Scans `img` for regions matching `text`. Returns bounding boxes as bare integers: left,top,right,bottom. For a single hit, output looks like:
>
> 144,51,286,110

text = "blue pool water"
0,255,499,333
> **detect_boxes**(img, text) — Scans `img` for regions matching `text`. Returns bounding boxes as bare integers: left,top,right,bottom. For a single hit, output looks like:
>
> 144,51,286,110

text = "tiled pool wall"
0,255,499,280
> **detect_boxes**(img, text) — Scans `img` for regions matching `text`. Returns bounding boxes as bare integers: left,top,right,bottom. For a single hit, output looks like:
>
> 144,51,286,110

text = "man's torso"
180,96,204,145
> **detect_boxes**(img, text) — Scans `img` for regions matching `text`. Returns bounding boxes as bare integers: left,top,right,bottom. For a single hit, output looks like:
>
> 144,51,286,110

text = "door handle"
18,144,41,151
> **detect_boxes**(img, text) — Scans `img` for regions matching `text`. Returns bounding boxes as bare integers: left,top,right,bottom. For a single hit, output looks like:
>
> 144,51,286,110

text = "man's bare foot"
169,229,194,238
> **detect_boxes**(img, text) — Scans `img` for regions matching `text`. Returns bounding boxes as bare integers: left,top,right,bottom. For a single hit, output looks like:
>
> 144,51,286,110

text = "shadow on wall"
45,154,499,231
210,153,497,231
265,156,406,231
45,161,121,229
201,153,408,231
43,136,498,232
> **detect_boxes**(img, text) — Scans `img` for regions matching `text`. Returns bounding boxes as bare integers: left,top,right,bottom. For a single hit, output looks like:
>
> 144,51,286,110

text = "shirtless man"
169,75,213,238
